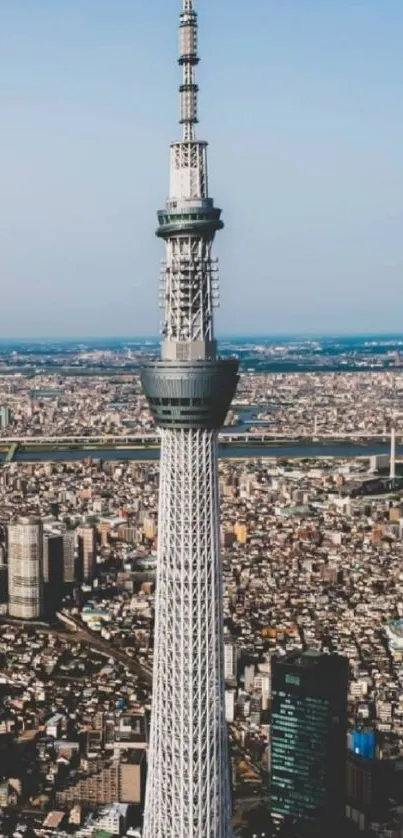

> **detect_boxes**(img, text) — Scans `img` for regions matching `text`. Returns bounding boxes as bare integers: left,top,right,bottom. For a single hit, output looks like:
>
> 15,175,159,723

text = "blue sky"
0,0,402,337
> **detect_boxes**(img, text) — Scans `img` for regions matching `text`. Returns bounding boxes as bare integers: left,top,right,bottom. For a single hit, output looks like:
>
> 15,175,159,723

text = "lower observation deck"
141,358,239,430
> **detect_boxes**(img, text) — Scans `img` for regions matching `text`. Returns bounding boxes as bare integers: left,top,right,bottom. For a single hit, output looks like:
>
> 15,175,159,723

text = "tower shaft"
141,2,238,837
144,429,231,838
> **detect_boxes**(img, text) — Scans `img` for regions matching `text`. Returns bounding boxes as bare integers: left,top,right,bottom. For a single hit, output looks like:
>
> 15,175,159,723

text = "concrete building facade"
8,517,44,620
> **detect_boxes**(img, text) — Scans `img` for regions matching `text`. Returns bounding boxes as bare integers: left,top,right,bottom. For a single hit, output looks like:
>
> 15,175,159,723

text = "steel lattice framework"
144,430,232,838
141,2,239,838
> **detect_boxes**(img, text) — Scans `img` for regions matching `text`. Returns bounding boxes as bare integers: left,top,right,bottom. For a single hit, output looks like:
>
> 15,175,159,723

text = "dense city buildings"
0,369,401,449
8,516,44,620
1,448,403,834
271,650,348,835
0,355,402,835
0,619,148,836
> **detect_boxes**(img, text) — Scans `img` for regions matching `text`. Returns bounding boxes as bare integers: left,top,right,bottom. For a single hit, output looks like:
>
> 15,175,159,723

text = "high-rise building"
0,406,12,429
8,517,44,620
140,2,239,836
43,532,64,614
346,745,403,834
77,525,96,582
271,650,349,834
224,640,238,682
0,565,8,604
62,528,76,584
225,690,236,724
43,533,63,584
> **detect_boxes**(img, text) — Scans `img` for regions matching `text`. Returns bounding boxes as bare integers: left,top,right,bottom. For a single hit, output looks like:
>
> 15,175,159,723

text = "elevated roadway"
0,613,152,686
55,611,153,683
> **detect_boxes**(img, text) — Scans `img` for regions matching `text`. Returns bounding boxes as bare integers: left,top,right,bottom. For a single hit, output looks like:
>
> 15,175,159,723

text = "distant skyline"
0,0,402,337
2,332,403,344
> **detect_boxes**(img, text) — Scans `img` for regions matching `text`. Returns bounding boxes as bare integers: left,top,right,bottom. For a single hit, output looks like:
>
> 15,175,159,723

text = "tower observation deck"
141,1,239,837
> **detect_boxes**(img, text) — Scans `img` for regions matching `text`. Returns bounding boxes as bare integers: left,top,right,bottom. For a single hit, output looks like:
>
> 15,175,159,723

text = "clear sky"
0,0,402,338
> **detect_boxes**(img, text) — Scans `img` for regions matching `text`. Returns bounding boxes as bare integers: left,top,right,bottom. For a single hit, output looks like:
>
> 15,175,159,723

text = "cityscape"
1,1,403,838
2,364,403,836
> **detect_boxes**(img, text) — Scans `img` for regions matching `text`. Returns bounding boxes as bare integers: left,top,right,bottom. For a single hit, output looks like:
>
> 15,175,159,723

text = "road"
2,613,269,782
0,614,153,686
55,612,153,683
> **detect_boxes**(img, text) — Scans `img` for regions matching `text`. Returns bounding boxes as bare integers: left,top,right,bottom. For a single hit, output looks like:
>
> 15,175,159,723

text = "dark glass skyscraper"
43,532,64,615
271,650,349,834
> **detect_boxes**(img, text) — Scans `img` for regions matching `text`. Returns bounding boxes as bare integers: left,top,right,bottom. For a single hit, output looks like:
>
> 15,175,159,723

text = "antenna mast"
179,0,199,141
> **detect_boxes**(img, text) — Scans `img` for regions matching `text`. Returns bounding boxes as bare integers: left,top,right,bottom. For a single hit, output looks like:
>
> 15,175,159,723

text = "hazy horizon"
1,0,402,337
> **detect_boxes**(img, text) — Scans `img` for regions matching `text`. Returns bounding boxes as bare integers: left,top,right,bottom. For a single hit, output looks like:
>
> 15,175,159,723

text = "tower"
271,650,349,834
8,517,44,620
141,2,239,837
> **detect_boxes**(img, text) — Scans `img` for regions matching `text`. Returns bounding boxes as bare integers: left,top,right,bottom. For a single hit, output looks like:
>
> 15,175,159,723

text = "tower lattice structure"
141,2,239,837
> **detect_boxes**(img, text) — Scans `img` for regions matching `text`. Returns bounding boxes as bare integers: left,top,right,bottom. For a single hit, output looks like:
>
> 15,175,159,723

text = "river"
1,441,400,463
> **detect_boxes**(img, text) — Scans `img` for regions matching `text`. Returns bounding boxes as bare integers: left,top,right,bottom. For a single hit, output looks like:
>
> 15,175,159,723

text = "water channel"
0,441,400,463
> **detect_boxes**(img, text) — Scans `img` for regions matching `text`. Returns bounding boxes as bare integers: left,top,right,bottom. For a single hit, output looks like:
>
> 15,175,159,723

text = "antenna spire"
179,0,199,141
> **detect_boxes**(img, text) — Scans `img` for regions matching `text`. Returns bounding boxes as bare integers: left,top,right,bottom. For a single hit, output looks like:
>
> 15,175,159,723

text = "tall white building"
224,641,238,682
225,690,235,724
8,517,44,620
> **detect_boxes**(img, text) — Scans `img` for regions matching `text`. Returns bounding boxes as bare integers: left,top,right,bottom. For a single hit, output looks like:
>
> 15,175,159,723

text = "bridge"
5,442,19,462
